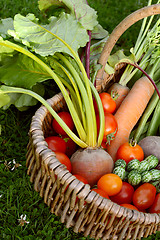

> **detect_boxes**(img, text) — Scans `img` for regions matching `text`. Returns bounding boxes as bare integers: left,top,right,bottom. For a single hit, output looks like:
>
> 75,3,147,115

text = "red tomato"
120,203,139,211
96,112,118,144
97,173,122,196
62,136,77,157
94,92,116,114
52,112,74,136
148,193,160,214
45,136,66,153
110,182,134,205
116,141,144,163
132,183,156,211
73,174,89,184
55,152,72,172
92,188,110,199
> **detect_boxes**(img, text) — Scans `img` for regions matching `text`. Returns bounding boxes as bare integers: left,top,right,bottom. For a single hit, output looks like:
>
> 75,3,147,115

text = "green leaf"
91,24,108,39
38,0,65,11
0,18,14,38
38,0,98,30
0,90,10,107
0,53,51,89
0,83,45,110
12,13,89,56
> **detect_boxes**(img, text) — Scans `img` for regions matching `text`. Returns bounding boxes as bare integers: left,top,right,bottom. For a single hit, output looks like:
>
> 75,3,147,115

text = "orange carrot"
106,76,154,161
108,83,130,110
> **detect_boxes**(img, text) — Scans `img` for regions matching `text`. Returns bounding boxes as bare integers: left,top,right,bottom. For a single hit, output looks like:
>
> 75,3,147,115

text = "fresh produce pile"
0,0,160,224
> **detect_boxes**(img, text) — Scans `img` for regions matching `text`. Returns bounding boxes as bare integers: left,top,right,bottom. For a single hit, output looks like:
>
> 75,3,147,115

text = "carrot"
106,76,154,161
108,83,130,110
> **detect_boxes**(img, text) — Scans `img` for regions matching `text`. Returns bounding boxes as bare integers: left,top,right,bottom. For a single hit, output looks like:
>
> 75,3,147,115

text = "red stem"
130,62,160,99
85,30,91,79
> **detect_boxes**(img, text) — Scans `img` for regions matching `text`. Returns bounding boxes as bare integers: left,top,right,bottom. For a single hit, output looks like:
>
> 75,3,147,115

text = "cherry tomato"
45,136,66,153
110,182,134,205
96,112,118,144
116,141,144,163
92,188,110,199
55,152,72,172
52,111,74,136
73,174,89,184
148,193,160,214
120,203,139,211
97,173,122,196
62,136,77,157
94,92,116,114
132,183,156,211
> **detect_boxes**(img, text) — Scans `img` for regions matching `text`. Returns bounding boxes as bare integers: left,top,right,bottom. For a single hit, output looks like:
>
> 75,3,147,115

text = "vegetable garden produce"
0,1,115,186
148,193,160,213
55,152,72,173
91,188,110,199
127,170,142,186
96,112,118,144
132,183,157,210
62,136,77,157
114,159,126,169
112,166,126,180
106,76,154,161
52,111,75,136
93,92,117,114
70,148,114,186
115,140,144,163
108,83,130,110
73,174,89,185
110,182,134,205
45,136,67,153
126,159,140,171
120,203,139,211
138,136,160,160
97,173,122,196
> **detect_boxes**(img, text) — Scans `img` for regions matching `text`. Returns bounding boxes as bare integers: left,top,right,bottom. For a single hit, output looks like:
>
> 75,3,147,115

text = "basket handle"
96,4,160,91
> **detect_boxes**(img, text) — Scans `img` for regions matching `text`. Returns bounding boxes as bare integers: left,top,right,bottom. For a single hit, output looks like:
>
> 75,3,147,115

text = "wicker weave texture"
26,92,160,240
26,4,160,239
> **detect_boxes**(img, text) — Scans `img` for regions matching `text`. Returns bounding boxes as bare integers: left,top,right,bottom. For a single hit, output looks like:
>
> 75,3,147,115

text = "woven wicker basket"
26,5,160,240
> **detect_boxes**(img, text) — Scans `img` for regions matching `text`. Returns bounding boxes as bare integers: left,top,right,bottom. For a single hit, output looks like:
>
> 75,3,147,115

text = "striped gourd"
128,170,141,186
113,166,126,180
114,159,126,169
149,169,160,181
141,171,152,183
145,155,159,170
127,159,140,172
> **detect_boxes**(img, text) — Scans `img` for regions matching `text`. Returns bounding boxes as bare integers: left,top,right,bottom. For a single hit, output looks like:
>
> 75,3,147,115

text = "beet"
70,147,114,186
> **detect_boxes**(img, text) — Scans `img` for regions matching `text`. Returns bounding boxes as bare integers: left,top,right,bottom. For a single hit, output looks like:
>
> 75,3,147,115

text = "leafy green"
0,18,14,38
10,13,89,57
38,0,98,30
0,53,51,89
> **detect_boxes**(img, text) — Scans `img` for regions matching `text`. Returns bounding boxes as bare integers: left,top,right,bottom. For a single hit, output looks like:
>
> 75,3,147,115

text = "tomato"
96,112,118,144
110,182,134,205
52,111,74,136
116,141,144,163
62,136,77,157
45,136,66,153
97,173,122,196
55,152,72,172
92,188,110,199
132,183,156,211
73,174,89,184
148,193,160,214
120,203,139,211
94,92,116,114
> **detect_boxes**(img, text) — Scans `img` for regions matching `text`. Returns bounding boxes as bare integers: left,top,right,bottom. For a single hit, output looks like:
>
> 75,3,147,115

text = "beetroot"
70,147,114,186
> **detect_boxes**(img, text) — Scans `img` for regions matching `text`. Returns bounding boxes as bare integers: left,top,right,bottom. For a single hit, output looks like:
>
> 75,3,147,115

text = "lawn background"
0,0,160,239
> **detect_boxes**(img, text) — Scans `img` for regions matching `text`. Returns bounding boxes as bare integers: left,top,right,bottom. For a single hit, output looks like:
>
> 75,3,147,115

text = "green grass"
0,0,160,239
